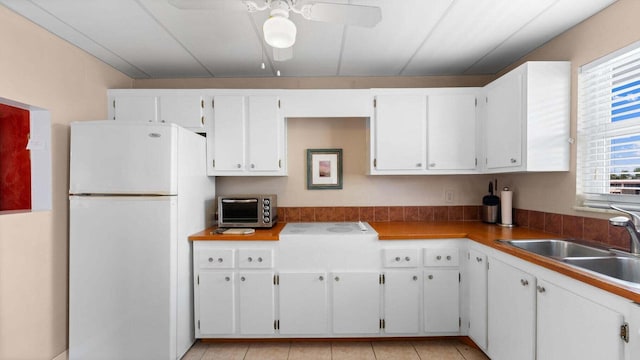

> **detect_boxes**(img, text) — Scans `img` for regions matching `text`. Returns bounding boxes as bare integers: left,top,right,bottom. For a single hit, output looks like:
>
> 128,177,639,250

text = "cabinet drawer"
382,248,419,268
423,248,459,267
199,249,235,269
238,249,274,268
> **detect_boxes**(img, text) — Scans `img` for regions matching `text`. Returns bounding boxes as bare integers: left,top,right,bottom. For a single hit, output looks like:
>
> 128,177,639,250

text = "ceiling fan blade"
303,2,382,28
273,47,293,62
168,0,247,11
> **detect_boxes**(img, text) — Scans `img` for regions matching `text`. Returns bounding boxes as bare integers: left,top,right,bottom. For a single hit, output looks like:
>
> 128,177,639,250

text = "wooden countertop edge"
189,221,640,302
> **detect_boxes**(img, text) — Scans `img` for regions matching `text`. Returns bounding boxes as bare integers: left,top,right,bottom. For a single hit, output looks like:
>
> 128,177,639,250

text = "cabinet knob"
247,257,253,262
208,257,213,263
161,120,166,123
429,163,436,167
520,279,529,286
241,276,246,282
334,276,340,282
428,275,434,280
257,257,263,262
405,256,411,261
446,255,451,260
412,275,418,281
416,163,422,167
250,164,255,169
218,258,223,263
476,257,483,262
510,158,517,163
225,276,230,281
436,255,442,260
236,164,242,168
318,275,324,281
395,256,401,262
537,285,546,293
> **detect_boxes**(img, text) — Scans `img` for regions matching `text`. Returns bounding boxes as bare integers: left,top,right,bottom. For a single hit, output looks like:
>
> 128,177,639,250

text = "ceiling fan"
168,0,382,62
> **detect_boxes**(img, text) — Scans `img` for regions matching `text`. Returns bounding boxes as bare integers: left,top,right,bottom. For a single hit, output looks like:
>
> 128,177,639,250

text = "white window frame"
578,40,640,211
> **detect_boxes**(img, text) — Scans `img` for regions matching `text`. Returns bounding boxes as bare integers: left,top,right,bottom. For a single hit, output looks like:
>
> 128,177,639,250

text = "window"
578,41,640,210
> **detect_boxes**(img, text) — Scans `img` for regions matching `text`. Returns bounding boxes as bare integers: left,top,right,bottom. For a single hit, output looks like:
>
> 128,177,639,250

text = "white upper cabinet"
427,92,478,171
483,61,570,172
371,93,427,173
108,90,205,133
207,94,286,176
369,89,480,175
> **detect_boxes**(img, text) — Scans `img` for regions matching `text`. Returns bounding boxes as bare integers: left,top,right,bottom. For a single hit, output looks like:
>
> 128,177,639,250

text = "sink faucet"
609,205,640,254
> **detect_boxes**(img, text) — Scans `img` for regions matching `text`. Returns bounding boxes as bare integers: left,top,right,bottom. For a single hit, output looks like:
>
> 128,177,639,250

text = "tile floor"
182,339,490,360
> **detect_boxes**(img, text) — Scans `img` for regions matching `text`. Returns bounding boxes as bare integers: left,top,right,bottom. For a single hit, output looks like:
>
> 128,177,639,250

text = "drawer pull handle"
436,255,442,260
208,257,213,263
395,256,401,262
405,256,411,261
218,258,223,263
446,255,451,261
258,257,263,262
248,257,253,262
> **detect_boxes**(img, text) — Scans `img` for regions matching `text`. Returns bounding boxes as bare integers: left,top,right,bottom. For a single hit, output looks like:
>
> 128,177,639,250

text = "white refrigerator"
68,120,215,360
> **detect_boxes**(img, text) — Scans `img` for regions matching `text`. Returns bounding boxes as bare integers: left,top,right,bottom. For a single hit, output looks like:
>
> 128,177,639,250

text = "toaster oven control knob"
263,199,270,205
264,217,270,223
264,211,270,217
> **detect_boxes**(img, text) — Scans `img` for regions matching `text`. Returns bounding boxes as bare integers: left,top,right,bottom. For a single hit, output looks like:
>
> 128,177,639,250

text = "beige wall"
0,5,132,360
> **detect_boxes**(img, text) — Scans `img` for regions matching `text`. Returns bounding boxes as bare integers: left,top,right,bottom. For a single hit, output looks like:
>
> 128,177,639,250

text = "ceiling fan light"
263,14,296,49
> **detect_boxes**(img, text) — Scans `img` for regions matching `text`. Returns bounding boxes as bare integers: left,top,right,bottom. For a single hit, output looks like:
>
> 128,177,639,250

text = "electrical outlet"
445,189,454,203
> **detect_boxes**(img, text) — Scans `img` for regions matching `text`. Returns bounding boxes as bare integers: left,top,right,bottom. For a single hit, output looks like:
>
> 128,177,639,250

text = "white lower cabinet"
536,280,624,360
332,272,381,334
278,272,328,335
424,269,460,333
238,271,275,335
197,271,235,335
467,248,487,350
487,258,536,360
383,271,421,334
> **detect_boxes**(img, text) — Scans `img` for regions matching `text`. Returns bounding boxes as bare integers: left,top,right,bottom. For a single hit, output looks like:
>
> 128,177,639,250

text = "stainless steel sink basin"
563,257,640,284
500,239,616,258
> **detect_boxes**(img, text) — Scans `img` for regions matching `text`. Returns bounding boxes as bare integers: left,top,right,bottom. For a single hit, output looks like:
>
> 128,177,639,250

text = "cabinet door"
247,96,282,172
427,94,477,170
197,271,235,335
238,271,275,335
373,95,427,171
467,249,488,350
332,272,381,334
209,96,245,172
537,280,624,360
278,272,328,335
423,269,459,333
383,271,420,334
485,70,523,169
112,95,157,123
159,95,204,131
487,259,535,360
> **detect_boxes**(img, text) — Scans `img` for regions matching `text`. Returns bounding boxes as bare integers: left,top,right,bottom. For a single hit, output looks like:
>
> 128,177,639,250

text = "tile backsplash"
278,206,631,252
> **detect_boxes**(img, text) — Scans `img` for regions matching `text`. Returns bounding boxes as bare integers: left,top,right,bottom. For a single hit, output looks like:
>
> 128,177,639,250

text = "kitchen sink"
500,239,616,259
563,256,640,284
498,239,640,288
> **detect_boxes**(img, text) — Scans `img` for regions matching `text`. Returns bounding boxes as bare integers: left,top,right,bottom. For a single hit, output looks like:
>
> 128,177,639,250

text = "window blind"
578,41,640,210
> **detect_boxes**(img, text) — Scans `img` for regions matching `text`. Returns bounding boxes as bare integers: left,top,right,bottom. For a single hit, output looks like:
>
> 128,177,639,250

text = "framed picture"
306,148,343,190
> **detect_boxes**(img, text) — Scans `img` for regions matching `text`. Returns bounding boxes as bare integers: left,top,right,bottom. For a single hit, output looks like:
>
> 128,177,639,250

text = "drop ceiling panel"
29,0,210,78
269,12,345,77
339,0,453,76
402,0,556,75
465,0,618,74
139,0,271,77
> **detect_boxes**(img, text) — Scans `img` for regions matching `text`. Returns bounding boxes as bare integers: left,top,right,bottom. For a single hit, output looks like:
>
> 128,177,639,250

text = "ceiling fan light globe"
263,15,296,49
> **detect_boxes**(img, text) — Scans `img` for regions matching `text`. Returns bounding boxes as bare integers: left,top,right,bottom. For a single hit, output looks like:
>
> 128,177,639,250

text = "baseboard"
52,350,68,360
